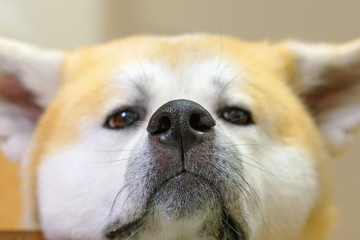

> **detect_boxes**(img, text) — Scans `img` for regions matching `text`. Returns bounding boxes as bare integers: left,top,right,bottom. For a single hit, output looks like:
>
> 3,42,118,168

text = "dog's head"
0,35,359,240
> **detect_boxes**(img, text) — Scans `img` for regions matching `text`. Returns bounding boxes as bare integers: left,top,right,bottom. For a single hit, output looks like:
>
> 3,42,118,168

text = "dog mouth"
105,172,245,240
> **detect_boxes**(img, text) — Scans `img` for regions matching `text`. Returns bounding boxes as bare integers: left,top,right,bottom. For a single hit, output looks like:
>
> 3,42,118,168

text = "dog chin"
107,173,243,240
152,172,221,215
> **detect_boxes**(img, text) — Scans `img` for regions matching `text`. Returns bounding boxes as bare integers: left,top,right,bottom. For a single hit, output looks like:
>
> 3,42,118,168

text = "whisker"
215,34,225,77
90,158,131,164
204,161,259,216
230,160,271,234
208,179,243,238
229,170,266,232
205,158,268,234
92,149,134,153
120,184,142,214
214,139,278,176
243,178,269,233
107,181,131,226
223,216,243,238
240,160,275,176
217,60,259,98
230,143,276,147
238,153,277,177
126,221,146,240
126,40,148,84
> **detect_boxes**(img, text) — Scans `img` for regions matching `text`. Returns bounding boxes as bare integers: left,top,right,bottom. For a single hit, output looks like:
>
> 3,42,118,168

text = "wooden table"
0,232,43,240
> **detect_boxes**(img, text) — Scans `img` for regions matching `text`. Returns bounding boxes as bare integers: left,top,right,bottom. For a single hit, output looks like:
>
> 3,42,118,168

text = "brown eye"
219,107,254,126
105,110,138,129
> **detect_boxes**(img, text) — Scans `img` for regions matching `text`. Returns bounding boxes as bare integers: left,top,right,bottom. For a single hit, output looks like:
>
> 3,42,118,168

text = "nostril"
152,116,171,135
147,100,216,150
189,113,212,132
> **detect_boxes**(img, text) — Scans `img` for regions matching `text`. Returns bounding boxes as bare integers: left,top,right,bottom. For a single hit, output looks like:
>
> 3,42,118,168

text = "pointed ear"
282,40,360,154
0,38,64,161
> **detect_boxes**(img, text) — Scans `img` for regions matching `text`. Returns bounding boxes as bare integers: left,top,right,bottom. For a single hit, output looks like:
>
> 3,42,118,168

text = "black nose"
146,99,215,151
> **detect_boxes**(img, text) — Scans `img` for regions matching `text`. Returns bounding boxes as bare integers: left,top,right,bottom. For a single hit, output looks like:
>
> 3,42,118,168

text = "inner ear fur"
281,39,360,154
0,73,42,120
304,60,360,116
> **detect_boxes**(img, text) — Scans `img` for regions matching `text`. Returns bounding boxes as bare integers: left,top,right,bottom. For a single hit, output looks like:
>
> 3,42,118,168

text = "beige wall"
0,0,359,239
0,0,107,48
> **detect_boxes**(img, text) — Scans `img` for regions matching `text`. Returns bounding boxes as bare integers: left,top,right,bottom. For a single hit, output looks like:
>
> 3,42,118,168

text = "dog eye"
219,107,254,125
105,110,138,129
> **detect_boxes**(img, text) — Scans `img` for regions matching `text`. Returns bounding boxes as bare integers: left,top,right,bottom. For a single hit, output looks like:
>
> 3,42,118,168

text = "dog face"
0,35,359,240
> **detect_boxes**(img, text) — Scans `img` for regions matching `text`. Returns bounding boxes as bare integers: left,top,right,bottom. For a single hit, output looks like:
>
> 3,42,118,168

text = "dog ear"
282,40,360,154
0,38,63,161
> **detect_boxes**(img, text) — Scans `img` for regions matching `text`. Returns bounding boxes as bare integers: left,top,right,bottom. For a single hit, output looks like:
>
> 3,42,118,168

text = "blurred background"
0,0,359,239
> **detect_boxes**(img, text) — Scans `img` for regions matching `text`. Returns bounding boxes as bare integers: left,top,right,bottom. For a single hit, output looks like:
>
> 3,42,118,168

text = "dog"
0,34,359,240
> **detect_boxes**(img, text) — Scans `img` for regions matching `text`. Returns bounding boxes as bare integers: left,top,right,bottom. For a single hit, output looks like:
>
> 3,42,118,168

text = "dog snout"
146,99,215,151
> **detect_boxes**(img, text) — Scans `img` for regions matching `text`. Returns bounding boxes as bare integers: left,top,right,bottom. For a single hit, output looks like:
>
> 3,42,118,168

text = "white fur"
219,122,318,240
321,105,360,149
0,105,34,161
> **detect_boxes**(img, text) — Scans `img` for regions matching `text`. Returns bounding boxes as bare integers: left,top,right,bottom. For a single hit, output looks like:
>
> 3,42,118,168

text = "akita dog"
0,35,359,240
